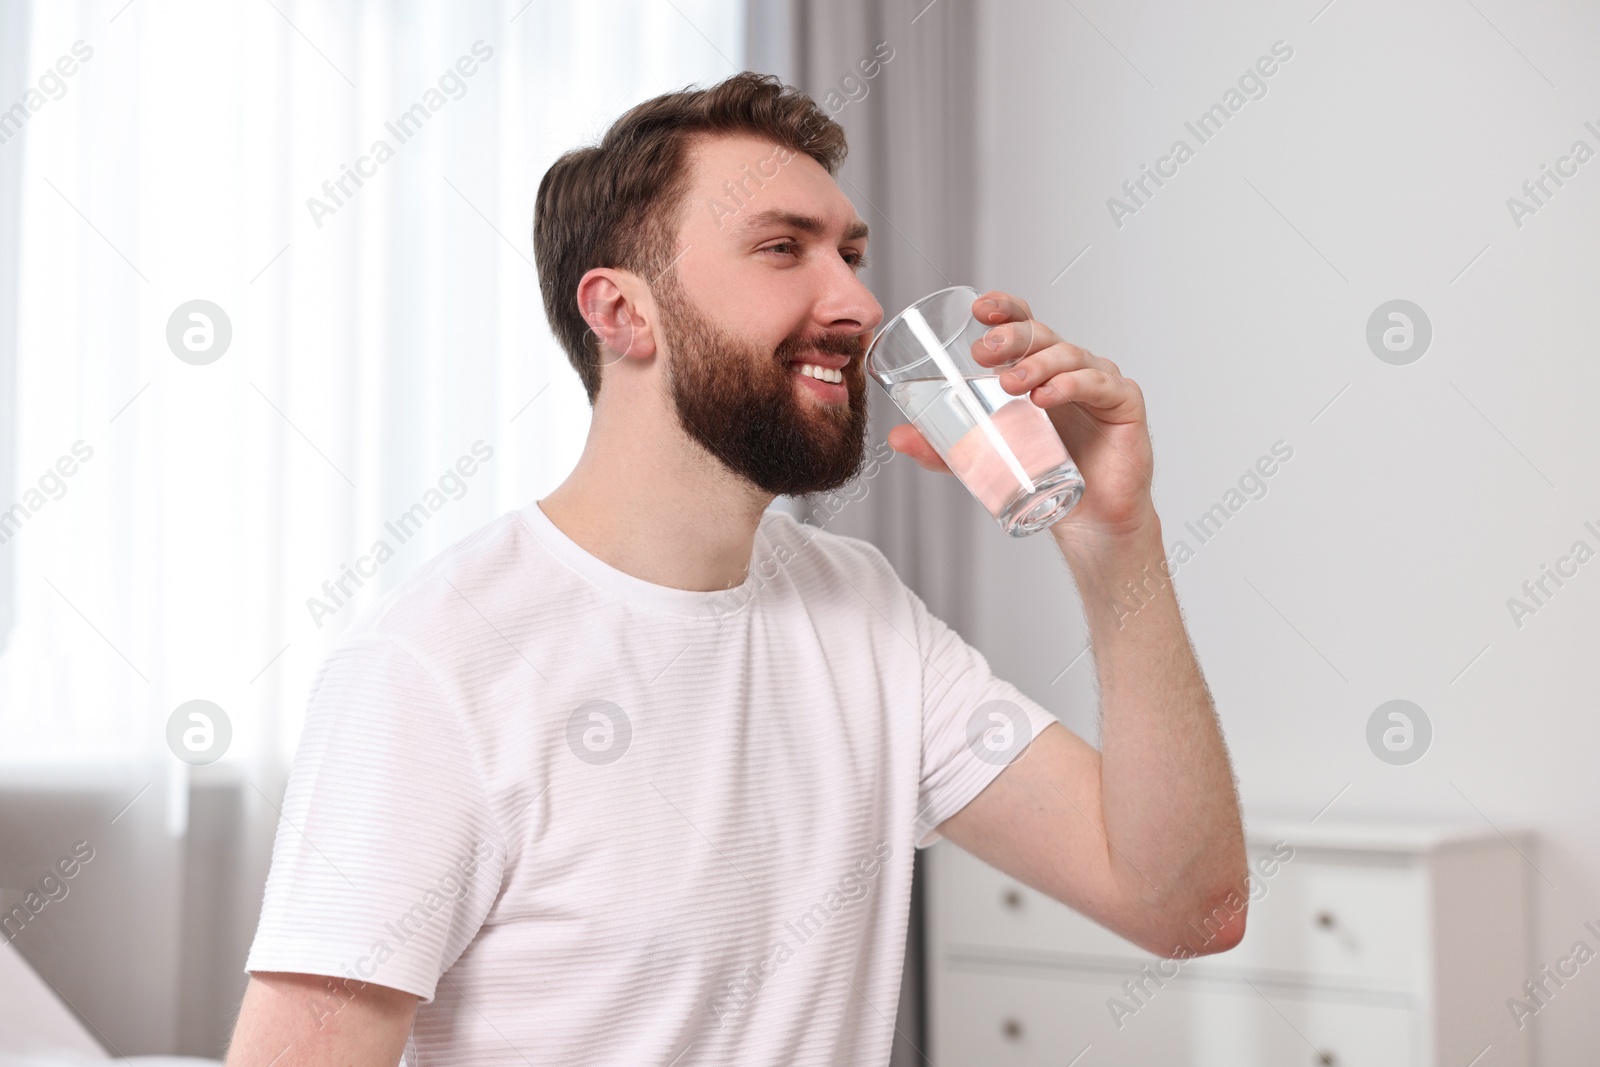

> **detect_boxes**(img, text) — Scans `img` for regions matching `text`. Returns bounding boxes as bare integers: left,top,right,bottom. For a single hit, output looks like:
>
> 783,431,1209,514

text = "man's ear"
576,267,657,370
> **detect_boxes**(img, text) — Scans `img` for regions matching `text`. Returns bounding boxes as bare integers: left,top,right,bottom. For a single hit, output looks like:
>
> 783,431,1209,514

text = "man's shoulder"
335,504,553,655
758,509,907,597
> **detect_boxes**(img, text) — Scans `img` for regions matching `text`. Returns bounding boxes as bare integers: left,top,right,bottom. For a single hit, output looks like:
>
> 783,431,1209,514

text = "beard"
654,275,870,497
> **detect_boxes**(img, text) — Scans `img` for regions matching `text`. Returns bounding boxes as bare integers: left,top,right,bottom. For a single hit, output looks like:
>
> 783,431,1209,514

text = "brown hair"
533,71,848,405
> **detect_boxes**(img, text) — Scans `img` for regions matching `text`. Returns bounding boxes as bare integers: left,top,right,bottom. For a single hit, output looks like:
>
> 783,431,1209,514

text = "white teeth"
796,363,843,383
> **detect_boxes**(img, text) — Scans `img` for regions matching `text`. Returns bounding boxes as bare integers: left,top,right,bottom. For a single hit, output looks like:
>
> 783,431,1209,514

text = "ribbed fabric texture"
244,499,1060,1065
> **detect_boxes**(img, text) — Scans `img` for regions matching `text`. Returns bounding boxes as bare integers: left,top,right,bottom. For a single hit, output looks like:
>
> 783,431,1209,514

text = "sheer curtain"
0,1,742,1052
1,0,744,778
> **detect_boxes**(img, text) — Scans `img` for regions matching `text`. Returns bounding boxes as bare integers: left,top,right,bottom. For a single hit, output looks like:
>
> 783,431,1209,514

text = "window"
0,0,746,776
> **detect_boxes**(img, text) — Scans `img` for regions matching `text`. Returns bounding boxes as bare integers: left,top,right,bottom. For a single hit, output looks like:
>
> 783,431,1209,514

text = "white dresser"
926,814,1535,1066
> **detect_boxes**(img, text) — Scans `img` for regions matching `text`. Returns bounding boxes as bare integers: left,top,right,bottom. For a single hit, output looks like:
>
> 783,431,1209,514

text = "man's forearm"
1053,511,1247,952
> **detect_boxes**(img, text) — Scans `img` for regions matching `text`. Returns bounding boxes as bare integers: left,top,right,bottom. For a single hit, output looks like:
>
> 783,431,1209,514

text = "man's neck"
537,399,773,594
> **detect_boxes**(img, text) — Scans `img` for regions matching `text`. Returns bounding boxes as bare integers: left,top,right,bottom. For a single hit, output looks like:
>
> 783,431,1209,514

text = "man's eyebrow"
733,209,870,242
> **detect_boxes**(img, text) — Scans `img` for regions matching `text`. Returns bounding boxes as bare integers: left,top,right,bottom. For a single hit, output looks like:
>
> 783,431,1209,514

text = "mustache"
776,332,866,361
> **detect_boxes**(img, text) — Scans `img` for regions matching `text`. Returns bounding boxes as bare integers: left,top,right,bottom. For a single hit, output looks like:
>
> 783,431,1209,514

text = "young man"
226,72,1246,1066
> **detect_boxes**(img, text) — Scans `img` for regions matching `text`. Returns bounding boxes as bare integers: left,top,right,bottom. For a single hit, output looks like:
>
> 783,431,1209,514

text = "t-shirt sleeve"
244,634,506,1004
908,587,1062,849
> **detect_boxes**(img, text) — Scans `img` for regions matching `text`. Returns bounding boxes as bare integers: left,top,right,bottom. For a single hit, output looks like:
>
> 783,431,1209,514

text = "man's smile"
791,360,849,401
786,346,856,403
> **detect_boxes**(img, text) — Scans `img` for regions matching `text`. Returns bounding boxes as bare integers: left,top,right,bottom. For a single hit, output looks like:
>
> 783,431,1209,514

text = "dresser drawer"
933,840,1152,962
1190,851,1428,991
931,963,1418,1067
933,840,1428,991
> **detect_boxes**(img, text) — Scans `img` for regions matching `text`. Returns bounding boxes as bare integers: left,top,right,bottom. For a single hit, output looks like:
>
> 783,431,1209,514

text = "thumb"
886,423,951,474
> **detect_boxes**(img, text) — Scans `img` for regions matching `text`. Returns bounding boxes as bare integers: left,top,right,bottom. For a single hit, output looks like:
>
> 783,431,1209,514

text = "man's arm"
225,972,418,1067
890,288,1247,961
936,513,1248,959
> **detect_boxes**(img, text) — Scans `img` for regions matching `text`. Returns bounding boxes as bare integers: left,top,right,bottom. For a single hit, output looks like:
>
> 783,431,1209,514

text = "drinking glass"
866,285,1085,537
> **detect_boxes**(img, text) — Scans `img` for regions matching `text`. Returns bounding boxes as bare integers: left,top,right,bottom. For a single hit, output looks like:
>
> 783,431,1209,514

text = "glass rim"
864,283,979,377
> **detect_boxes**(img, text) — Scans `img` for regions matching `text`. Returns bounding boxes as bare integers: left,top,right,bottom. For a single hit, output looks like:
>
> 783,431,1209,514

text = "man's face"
650,132,884,497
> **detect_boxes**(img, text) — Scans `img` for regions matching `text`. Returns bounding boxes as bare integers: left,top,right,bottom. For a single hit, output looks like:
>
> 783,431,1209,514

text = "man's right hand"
225,972,419,1066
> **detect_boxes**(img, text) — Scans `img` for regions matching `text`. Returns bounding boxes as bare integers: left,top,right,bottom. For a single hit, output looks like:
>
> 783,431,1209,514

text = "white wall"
967,0,1600,1061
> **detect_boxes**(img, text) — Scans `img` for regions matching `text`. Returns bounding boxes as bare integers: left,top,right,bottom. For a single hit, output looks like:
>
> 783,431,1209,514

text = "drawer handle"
1313,910,1361,951
1002,888,1024,910
1314,1051,1338,1065
1001,1017,1024,1041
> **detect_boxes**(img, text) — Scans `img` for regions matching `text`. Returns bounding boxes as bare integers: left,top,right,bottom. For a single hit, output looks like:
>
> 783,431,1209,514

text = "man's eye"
759,243,868,269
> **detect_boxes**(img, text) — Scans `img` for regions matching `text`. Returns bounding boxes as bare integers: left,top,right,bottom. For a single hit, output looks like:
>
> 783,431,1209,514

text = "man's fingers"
996,341,1126,400
1032,366,1143,416
973,290,1034,327
973,317,1059,368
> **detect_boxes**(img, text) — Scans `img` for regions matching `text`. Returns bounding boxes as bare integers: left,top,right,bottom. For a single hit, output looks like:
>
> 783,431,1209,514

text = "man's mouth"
788,350,851,400
787,345,855,378
792,361,844,384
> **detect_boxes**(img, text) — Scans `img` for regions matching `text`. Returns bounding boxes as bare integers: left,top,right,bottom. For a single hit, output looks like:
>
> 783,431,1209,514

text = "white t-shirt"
245,498,1061,1065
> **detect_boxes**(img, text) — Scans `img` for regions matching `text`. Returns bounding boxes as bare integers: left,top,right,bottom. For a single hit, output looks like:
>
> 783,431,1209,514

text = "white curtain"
0,3,743,1051
1,0,744,777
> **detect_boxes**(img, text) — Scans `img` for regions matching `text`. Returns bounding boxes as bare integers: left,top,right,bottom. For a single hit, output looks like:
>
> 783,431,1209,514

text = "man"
226,71,1246,1065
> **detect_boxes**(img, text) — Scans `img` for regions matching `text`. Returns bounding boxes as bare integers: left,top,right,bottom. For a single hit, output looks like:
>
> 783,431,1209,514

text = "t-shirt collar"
517,498,767,621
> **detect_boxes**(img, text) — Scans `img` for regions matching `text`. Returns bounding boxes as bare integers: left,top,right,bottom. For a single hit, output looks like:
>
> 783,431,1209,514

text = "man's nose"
820,272,884,346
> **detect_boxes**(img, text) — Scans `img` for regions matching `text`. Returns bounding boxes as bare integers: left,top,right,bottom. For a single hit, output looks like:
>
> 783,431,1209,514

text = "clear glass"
866,285,1085,537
